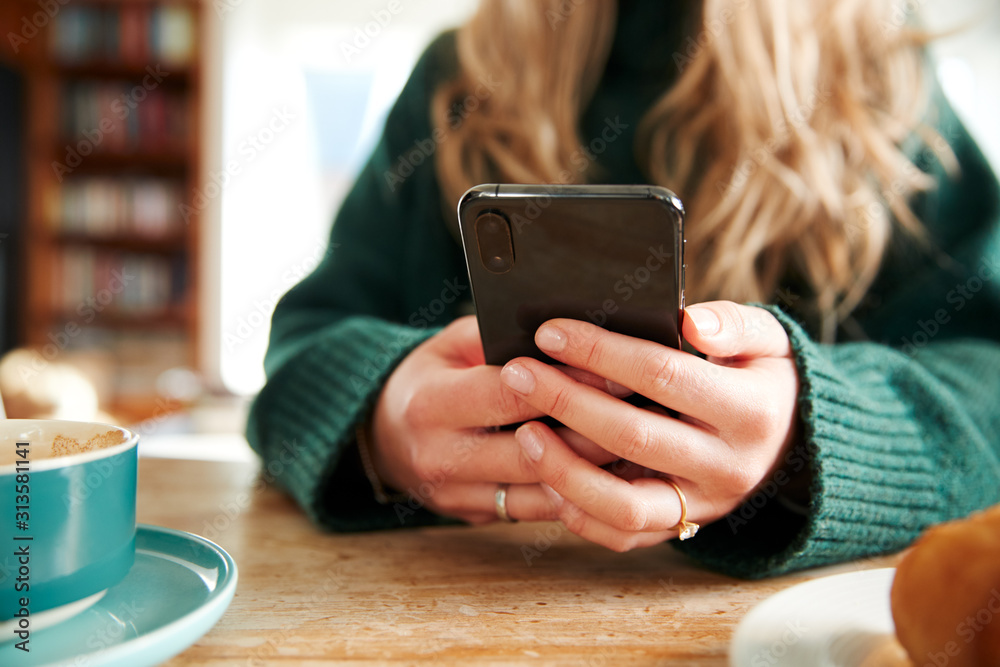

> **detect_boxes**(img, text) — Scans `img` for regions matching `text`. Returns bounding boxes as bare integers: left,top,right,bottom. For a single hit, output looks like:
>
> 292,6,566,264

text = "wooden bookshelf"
2,0,203,422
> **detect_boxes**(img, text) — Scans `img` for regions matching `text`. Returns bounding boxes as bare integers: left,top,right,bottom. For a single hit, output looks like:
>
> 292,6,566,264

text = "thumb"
433,315,486,367
682,301,791,360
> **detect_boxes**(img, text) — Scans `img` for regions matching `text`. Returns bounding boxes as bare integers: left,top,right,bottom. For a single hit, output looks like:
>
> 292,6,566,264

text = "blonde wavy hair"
433,0,953,339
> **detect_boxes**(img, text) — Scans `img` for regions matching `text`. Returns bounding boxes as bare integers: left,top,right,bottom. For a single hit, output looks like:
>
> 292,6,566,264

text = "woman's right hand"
371,315,620,524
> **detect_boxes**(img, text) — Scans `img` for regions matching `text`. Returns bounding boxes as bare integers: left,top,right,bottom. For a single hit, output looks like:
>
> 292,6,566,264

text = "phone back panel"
458,184,685,366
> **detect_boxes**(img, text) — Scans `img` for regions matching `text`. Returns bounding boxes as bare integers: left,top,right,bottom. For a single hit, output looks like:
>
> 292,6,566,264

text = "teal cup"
0,420,139,634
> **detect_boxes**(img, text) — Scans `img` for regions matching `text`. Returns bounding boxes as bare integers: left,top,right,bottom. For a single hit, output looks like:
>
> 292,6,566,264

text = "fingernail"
517,425,544,461
501,363,536,394
535,325,567,353
686,307,720,336
605,379,632,398
540,483,564,507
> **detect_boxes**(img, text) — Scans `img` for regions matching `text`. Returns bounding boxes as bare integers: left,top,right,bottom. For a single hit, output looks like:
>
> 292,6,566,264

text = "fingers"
513,422,693,549
556,428,621,468
682,302,791,360
557,366,633,398
427,481,561,524
504,484,563,522
429,315,486,366
418,323,632,429
500,357,723,477
530,317,729,424
413,420,703,544
515,422,689,532
425,430,538,483
423,365,632,430
405,427,615,485
550,502,678,552
527,305,791,426
420,365,545,428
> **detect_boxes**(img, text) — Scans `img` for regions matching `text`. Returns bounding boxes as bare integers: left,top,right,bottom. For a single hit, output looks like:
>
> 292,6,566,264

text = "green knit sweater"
246,7,1000,579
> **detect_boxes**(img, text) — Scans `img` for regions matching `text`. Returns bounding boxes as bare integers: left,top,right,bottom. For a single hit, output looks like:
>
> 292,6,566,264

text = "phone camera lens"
475,212,514,274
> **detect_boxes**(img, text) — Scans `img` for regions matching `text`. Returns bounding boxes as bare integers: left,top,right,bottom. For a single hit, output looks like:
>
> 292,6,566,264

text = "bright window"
212,0,478,395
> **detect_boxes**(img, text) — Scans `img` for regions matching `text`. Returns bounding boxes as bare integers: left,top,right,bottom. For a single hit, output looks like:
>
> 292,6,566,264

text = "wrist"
356,412,409,505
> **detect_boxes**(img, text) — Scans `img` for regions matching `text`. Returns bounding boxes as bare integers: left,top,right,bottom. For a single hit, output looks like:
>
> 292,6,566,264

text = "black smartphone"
458,184,685,367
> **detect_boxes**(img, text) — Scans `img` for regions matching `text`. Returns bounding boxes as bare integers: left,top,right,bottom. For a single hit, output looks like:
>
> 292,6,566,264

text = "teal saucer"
0,524,237,666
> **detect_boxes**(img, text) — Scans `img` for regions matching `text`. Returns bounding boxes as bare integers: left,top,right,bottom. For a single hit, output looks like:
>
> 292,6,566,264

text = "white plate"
0,524,237,667
729,568,909,667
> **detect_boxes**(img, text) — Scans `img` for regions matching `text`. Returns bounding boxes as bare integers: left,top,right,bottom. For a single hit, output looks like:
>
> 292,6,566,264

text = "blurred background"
0,0,996,457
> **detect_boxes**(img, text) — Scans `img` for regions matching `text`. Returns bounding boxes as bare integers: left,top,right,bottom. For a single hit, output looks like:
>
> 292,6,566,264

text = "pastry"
891,504,1000,667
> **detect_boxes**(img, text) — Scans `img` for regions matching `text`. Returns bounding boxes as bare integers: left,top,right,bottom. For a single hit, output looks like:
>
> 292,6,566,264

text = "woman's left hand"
500,301,800,551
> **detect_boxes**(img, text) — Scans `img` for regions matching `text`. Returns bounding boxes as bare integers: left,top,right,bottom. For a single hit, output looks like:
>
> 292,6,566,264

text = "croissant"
891,504,1000,667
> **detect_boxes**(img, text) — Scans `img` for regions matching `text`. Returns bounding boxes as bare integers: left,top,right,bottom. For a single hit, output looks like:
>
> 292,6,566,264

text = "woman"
247,0,1000,578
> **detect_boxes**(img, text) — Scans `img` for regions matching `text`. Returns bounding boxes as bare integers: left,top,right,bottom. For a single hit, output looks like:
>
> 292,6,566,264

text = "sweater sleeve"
245,34,467,531
675,94,1000,578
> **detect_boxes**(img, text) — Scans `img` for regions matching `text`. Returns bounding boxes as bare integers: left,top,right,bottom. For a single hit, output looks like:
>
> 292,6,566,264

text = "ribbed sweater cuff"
246,316,450,531
675,305,949,579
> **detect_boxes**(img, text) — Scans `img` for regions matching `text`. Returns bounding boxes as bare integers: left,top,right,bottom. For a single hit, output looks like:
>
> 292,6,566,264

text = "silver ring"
495,483,515,522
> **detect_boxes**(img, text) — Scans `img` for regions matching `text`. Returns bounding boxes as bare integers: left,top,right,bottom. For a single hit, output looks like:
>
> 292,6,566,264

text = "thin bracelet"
355,421,410,505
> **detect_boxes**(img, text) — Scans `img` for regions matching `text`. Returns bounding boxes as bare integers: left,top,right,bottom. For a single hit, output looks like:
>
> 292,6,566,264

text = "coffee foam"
50,430,128,459
0,424,134,469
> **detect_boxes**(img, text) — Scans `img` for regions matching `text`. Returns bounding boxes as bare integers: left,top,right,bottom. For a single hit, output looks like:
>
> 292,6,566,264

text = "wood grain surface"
137,456,900,666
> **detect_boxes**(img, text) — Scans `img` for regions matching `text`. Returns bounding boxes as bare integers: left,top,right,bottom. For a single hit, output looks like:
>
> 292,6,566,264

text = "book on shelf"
55,247,187,318
52,4,196,68
51,177,186,238
60,80,189,153
152,5,196,66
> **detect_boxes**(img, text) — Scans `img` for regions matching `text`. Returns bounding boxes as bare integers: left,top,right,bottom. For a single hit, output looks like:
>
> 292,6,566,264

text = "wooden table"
138,456,900,666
